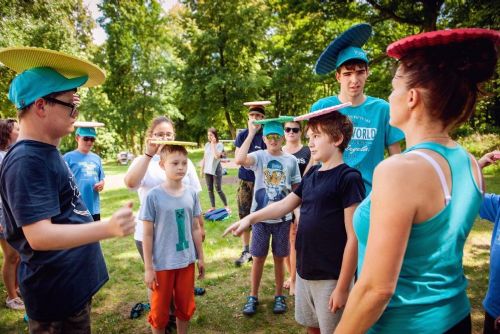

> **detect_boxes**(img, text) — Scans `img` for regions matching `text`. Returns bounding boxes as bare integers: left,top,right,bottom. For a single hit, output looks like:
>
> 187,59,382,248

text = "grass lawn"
0,150,498,333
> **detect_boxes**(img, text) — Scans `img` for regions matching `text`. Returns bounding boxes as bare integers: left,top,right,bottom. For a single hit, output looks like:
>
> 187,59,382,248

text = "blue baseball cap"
263,121,284,136
336,46,368,69
8,67,88,109
76,127,97,138
315,23,372,75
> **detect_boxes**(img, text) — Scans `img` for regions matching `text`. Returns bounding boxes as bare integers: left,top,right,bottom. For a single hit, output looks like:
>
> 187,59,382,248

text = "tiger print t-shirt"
247,150,301,223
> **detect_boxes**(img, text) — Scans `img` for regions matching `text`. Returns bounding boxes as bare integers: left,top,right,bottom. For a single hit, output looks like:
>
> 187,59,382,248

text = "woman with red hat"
335,28,499,333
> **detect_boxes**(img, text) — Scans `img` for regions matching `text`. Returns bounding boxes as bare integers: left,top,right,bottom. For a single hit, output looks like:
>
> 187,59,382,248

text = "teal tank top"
354,142,482,333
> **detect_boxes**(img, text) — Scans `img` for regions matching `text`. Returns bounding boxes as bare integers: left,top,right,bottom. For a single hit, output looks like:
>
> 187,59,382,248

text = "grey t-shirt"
247,150,301,223
203,142,224,175
140,185,201,271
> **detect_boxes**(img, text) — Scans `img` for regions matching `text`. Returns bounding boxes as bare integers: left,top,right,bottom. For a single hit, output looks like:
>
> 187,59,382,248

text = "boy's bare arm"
22,202,135,251
329,203,359,313
192,217,205,279
234,119,258,167
143,220,157,289
223,192,301,237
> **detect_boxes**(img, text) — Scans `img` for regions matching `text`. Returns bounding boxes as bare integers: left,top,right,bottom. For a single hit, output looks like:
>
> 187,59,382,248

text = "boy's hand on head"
145,138,164,156
329,287,349,314
72,93,81,106
247,119,259,136
108,202,135,237
144,269,158,290
197,260,205,280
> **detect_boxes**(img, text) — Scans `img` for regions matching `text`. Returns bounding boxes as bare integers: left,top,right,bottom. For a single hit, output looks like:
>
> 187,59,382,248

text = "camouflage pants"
237,180,254,219
28,301,91,334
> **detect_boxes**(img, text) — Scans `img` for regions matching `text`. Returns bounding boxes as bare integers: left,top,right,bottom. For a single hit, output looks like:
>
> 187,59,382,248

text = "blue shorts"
250,220,291,257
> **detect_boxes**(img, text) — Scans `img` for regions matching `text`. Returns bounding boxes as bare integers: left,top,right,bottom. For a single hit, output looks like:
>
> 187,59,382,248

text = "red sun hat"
387,28,500,60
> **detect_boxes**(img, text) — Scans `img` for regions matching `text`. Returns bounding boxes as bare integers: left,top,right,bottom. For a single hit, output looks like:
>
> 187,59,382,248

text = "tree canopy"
0,0,498,158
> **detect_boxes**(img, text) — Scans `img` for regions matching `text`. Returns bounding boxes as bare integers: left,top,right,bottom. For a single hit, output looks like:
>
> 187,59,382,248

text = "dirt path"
105,159,240,190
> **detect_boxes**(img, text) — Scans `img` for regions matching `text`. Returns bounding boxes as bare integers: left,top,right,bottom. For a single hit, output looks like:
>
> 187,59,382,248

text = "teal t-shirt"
311,96,404,193
353,142,482,333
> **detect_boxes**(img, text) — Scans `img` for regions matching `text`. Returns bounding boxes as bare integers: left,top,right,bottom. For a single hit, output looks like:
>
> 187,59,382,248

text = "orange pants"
148,263,196,329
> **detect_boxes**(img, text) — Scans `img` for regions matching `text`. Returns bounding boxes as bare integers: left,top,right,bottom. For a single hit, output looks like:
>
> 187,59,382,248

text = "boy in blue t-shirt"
233,118,301,316
225,109,365,333
312,23,404,193
478,150,500,334
64,126,105,221
141,144,205,334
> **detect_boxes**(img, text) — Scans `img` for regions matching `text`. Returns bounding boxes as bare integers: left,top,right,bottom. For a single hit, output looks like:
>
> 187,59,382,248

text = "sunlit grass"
1,147,498,333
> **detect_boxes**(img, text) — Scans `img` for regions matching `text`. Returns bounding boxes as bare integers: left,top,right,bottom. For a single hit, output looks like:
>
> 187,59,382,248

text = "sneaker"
242,296,258,316
194,287,206,296
6,297,25,310
234,250,252,267
273,295,287,314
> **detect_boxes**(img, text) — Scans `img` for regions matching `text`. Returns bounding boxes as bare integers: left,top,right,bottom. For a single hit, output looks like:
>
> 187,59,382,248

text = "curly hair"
0,119,18,151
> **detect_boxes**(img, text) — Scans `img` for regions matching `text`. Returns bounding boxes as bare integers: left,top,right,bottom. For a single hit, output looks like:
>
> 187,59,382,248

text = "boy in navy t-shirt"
225,109,365,333
0,48,135,332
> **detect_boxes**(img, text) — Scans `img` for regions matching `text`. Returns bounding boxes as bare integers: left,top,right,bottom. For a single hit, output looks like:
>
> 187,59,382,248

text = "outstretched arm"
478,150,500,169
22,202,135,251
223,192,301,237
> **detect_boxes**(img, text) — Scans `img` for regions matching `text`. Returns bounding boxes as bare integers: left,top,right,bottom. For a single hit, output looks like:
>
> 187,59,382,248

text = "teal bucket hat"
315,23,372,75
76,127,97,138
263,121,284,136
254,116,295,137
8,67,88,109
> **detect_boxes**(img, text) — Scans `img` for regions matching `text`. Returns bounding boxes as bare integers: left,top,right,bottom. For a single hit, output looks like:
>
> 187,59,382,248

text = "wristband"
144,153,153,158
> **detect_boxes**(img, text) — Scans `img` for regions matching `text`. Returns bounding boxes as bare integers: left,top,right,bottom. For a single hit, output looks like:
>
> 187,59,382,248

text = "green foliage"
97,0,181,154
0,0,94,117
173,0,269,139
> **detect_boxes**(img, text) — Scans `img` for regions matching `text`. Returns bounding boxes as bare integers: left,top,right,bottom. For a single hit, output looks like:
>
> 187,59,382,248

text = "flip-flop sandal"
194,287,206,296
130,302,145,319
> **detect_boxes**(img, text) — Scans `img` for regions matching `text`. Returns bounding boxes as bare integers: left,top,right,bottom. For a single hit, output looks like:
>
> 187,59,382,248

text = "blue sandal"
194,287,206,296
273,295,287,314
242,296,258,316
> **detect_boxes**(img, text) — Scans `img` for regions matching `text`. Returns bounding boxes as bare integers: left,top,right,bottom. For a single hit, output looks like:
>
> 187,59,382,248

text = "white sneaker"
6,297,25,310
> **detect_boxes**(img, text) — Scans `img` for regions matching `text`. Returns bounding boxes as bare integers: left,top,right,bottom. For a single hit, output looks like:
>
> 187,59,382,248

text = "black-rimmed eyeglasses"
44,97,79,118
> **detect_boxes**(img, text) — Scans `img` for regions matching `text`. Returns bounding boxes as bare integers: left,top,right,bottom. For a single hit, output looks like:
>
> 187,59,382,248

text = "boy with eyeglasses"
0,47,135,333
64,125,105,221
233,118,301,316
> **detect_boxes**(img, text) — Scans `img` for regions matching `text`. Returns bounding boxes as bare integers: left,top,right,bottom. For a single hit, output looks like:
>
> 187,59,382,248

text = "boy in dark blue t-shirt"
224,108,365,333
0,47,135,332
